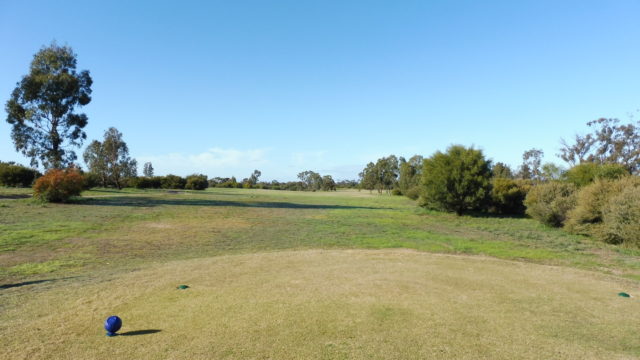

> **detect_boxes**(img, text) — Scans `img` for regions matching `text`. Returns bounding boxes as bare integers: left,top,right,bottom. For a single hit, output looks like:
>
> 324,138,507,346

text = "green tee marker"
618,292,630,298
177,285,189,290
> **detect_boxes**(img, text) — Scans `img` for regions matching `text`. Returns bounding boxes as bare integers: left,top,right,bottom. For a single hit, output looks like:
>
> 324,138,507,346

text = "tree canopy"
5,42,92,169
83,127,137,189
358,155,399,193
559,117,640,174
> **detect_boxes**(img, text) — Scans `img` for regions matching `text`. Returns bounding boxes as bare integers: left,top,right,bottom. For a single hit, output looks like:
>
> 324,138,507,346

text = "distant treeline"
89,170,357,192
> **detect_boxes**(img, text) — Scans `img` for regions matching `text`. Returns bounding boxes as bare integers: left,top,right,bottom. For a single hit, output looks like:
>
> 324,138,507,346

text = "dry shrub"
524,182,577,227
601,186,640,246
33,168,84,202
565,176,640,239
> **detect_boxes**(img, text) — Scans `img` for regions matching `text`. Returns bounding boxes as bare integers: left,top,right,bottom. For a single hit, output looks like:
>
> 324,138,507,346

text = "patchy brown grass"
1,250,639,359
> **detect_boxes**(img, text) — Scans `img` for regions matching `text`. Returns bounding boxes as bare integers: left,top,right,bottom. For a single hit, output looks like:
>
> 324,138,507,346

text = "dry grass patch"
2,250,639,359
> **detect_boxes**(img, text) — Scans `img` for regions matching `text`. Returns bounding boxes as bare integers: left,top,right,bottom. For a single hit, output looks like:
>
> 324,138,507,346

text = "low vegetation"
32,168,84,203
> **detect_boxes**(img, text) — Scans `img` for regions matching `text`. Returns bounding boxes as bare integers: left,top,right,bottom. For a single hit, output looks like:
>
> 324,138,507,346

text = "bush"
490,178,532,215
0,162,40,187
161,174,186,189
145,177,163,189
391,188,402,196
82,172,102,189
185,174,208,190
33,168,84,202
564,163,628,187
601,186,640,246
422,145,492,215
404,186,422,200
565,176,640,239
524,182,577,227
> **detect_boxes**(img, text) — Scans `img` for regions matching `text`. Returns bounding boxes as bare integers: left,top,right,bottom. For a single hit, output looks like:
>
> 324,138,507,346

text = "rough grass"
2,250,639,359
1,187,639,280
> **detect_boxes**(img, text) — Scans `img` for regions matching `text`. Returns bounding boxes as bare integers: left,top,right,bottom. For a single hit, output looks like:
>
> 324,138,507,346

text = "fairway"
2,250,639,359
1,189,640,359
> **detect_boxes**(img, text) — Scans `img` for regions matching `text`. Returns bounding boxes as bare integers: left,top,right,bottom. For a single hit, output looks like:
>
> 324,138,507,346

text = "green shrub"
82,172,102,189
161,175,186,189
601,186,640,246
129,176,164,189
564,163,629,187
404,186,422,200
391,188,402,196
422,145,492,215
490,178,532,215
33,168,84,202
524,182,577,227
185,174,208,190
597,163,629,180
0,162,40,187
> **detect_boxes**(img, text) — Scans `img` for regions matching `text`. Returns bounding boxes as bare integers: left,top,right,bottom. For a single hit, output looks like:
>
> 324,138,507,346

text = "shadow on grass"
462,211,527,220
0,277,78,290
119,329,162,336
0,194,31,199
75,196,389,210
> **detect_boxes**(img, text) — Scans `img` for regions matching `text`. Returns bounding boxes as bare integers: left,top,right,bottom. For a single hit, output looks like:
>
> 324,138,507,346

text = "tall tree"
559,117,640,173
398,155,424,193
359,162,377,192
143,162,154,177
519,149,544,180
248,169,261,187
358,155,400,194
5,42,92,169
83,127,137,189
83,139,108,187
377,155,399,193
297,170,323,191
321,175,336,191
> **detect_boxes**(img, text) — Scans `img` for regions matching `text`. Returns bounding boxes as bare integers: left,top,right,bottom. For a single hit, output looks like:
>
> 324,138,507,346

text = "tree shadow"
0,277,78,290
75,196,389,210
0,194,31,199
119,329,162,336
463,211,527,219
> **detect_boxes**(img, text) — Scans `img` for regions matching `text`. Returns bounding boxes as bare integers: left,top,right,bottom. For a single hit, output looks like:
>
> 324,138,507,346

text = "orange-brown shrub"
33,168,84,202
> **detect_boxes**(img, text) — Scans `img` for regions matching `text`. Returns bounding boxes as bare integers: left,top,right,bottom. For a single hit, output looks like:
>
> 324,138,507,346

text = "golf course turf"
1,188,639,359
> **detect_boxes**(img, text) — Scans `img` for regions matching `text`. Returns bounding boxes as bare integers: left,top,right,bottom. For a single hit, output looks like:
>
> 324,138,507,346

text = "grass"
1,187,639,278
2,250,639,359
1,187,639,359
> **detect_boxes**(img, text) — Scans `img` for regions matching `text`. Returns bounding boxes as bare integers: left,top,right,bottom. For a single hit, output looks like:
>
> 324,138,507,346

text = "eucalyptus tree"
143,162,154,177
84,127,137,189
559,117,640,173
5,42,92,169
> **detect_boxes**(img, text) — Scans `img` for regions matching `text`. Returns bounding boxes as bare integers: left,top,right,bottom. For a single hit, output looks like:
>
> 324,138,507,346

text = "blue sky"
1,0,640,181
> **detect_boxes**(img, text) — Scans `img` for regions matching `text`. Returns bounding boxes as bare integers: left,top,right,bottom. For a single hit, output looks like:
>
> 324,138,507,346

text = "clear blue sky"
1,0,639,181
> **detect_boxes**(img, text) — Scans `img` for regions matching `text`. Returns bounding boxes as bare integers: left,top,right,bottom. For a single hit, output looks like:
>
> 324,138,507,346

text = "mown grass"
2,250,639,359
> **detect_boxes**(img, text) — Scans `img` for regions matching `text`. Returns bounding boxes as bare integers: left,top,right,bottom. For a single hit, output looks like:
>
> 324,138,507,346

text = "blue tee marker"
104,316,122,337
